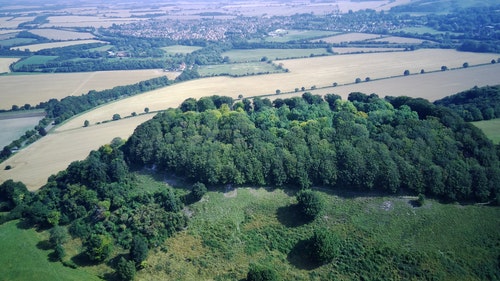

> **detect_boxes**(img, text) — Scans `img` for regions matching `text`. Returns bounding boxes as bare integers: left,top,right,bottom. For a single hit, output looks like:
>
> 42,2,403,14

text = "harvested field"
0,58,19,73
28,29,95,40
0,17,35,28
370,36,431,44
11,39,106,52
317,33,382,43
41,16,144,28
0,30,21,35
0,69,177,110
2,50,499,190
333,47,405,54
222,48,330,62
0,114,154,190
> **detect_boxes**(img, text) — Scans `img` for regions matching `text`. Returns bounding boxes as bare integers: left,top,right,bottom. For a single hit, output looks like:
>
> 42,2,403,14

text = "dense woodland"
125,93,500,202
434,85,500,121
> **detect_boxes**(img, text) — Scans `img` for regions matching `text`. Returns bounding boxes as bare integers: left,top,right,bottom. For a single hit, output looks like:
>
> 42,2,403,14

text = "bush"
296,189,324,221
116,257,136,281
309,228,341,265
246,263,279,281
191,182,207,201
130,235,149,265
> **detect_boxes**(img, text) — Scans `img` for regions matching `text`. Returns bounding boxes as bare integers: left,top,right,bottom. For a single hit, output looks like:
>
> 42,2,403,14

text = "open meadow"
0,69,177,110
0,220,102,281
1,61,499,191
135,185,500,280
471,119,500,144
0,112,44,149
222,48,330,62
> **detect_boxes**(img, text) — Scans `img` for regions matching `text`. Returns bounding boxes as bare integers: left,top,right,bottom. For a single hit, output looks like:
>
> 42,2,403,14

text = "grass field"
198,62,280,76
11,39,107,52
0,220,101,281
136,185,500,280
222,48,330,62
370,36,430,44
1,50,499,190
0,69,175,110
28,29,95,40
471,119,500,144
12,55,58,69
0,38,37,47
333,47,405,54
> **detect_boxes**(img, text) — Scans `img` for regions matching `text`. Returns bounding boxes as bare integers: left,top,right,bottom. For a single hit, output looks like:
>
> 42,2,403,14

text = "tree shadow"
71,252,95,267
287,238,320,270
276,204,310,228
15,219,33,230
36,239,52,251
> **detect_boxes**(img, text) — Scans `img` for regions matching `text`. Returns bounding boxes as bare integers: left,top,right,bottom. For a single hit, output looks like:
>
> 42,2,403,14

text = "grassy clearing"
0,220,101,281
222,48,330,62
137,184,500,280
198,62,280,76
317,32,382,43
161,45,203,55
471,118,500,144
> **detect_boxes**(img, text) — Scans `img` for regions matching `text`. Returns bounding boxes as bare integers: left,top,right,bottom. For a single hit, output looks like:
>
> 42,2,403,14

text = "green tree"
191,182,207,201
84,120,90,127
144,107,149,114
355,77,362,83
441,65,448,71
112,113,121,121
463,62,469,68
115,257,136,281
84,234,113,263
296,189,324,221
130,235,149,265
309,228,341,265
246,263,279,281
49,226,69,247
53,244,66,261
404,69,410,76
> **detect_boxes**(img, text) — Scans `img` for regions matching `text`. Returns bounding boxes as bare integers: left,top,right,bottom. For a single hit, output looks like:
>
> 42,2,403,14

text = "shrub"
116,257,136,281
296,189,324,221
310,228,341,265
191,182,207,201
246,263,279,281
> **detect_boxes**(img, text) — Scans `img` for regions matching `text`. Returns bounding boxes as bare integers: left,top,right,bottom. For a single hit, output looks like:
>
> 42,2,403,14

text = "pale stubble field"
1,49,499,190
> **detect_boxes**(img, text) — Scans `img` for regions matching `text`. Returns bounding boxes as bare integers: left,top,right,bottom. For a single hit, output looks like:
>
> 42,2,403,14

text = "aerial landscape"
0,0,499,280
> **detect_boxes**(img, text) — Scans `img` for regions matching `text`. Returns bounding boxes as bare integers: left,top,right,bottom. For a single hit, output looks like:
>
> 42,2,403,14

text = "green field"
0,220,101,281
0,38,37,47
222,48,330,62
137,183,500,280
198,62,281,77
162,45,203,55
471,118,500,144
13,55,58,69
393,26,463,36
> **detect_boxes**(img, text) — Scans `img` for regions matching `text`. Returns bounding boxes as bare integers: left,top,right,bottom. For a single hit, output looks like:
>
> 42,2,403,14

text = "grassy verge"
0,220,101,281
471,118,500,144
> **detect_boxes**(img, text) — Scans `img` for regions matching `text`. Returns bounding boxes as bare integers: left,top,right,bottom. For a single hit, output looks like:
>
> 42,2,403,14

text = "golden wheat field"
11,39,106,52
27,29,95,40
0,70,179,110
0,115,153,190
0,58,19,73
1,49,499,190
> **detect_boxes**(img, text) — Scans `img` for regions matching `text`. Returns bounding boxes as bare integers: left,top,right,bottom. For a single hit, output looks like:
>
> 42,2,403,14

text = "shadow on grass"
36,239,52,251
287,238,321,270
276,204,311,228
